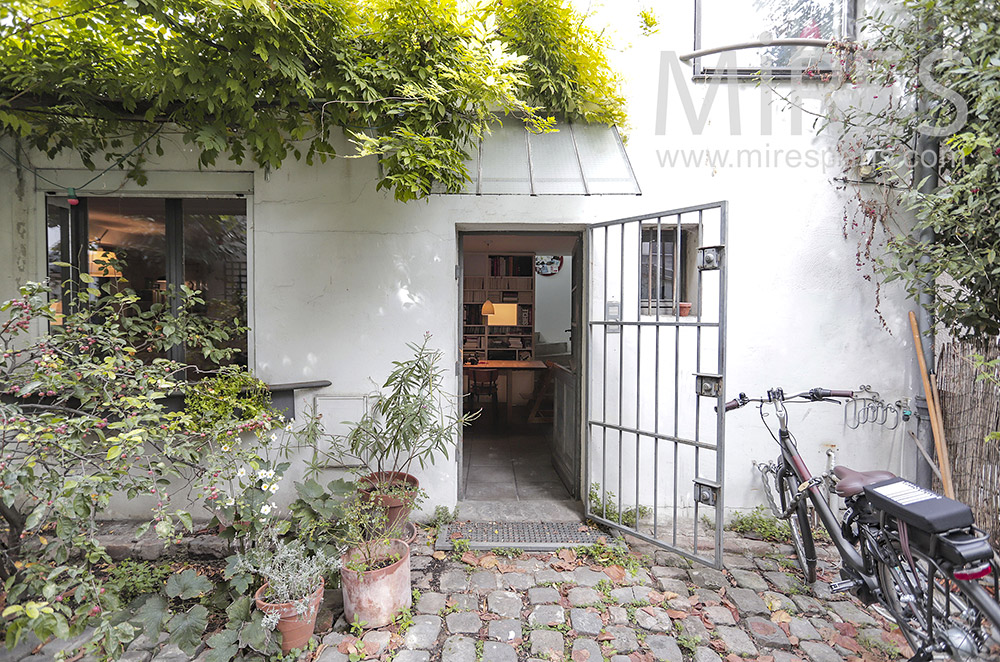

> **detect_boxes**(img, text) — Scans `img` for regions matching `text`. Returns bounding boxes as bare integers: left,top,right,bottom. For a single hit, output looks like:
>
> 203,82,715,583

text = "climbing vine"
813,1,1000,340
0,0,627,201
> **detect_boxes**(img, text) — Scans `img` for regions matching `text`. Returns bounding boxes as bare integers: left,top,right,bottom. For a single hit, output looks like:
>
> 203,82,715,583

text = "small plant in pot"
235,530,339,653
338,333,479,533
336,491,412,629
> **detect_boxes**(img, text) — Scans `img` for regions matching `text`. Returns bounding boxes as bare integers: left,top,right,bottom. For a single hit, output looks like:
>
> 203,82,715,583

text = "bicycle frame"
768,395,870,577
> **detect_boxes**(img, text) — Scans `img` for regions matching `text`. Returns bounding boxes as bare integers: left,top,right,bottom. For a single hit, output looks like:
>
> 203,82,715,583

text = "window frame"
692,0,859,81
639,223,698,317
45,194,252,365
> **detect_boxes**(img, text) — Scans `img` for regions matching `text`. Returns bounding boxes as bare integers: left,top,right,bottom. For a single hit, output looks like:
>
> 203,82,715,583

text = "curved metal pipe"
679,38,832,62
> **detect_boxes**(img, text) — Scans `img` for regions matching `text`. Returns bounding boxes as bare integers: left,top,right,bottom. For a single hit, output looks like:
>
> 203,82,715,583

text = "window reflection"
44,196,248,368
183,199,248,368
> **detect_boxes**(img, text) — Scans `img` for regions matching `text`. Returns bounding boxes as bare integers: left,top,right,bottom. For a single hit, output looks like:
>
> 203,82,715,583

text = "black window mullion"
68,198,89,315
165,198,184,362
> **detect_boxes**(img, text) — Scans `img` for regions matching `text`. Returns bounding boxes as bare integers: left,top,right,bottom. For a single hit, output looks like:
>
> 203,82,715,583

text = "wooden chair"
467,369,499,417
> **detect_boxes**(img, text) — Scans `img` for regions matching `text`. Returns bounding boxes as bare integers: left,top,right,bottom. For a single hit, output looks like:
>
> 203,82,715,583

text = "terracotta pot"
340,539,411,628
254,578,324,653
358,472,420,536
678,302,692,317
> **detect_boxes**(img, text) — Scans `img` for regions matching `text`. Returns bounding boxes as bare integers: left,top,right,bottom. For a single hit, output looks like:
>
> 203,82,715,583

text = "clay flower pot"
678,302,692,317
254,578,324,653
340,539,411,628
358,471,420,535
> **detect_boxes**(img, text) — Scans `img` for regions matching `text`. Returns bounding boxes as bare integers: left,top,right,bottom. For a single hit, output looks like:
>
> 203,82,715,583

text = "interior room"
459,232,581,506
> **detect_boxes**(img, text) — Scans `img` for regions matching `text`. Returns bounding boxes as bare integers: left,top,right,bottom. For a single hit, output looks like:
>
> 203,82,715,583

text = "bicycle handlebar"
719,387,854,412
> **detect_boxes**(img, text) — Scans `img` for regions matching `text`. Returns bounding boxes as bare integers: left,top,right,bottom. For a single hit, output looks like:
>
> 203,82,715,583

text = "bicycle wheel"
779,473,817,584
877,542,1000,661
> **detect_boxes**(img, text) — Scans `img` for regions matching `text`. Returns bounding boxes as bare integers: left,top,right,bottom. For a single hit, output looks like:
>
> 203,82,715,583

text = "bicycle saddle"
832,465,897,497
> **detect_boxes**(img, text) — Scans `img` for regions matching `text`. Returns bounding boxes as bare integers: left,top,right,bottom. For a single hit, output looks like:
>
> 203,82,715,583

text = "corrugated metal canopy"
432,121,640,196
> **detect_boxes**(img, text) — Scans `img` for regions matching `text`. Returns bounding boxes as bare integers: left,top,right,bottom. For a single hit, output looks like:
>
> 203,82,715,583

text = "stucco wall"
0,0,919,521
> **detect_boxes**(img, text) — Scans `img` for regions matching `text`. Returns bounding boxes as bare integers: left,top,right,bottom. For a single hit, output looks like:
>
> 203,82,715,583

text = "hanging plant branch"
0,0,627,201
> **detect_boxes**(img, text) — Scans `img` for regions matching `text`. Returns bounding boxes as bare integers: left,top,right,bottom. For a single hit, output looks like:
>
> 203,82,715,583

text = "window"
640,225,698,316
694,0,857,78
46,196,248,366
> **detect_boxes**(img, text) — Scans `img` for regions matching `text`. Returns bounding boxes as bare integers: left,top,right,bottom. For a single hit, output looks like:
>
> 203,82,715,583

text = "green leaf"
131,594,169,641
224,596,252,624
204,629,240,662
167,605,209,656
238,611,271,653
24,504,46,531
106,445,123,461
176,510,193,532
166,570,213,600
79,273,94,284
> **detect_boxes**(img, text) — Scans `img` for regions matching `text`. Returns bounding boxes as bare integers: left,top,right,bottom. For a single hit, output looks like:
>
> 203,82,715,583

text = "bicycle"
724,386,1000,662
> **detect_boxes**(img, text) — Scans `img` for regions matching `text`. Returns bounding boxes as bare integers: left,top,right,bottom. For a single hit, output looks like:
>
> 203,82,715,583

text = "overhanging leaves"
0,0,625,201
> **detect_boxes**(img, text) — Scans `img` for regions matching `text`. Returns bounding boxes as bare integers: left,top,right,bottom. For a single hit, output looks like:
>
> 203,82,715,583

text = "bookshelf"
463,254,534,361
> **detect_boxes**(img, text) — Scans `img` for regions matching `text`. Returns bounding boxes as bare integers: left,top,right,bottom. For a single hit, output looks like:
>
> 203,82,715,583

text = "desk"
464,360,547,420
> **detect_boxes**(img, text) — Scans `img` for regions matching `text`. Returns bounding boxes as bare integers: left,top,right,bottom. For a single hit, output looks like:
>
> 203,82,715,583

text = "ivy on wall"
827,0,1000,340
0,0,627,201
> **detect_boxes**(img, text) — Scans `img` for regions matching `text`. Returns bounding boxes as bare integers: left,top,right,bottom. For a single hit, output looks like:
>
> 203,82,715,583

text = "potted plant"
340,333,478,531
236,531,339,653
336,491,411,628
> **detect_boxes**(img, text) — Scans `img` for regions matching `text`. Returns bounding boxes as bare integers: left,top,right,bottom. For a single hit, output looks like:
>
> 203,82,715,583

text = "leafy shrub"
0,275,290,658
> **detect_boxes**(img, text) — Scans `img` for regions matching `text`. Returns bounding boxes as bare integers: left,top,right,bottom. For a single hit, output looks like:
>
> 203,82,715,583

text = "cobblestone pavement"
3,529,912,662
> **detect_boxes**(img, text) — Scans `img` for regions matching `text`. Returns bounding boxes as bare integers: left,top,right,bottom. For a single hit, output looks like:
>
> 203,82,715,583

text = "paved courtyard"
318,527,908,662
2,528,910,662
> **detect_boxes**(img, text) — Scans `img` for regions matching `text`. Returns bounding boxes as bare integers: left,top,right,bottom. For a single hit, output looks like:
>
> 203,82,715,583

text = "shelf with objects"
462,253,534,363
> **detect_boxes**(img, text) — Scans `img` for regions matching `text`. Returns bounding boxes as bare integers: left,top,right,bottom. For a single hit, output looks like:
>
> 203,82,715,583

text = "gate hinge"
694,478,721,506
697,245,724,271
695,373,723,398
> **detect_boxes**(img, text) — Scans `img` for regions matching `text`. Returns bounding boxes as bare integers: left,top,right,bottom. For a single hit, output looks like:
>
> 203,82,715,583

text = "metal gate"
586,202,728,567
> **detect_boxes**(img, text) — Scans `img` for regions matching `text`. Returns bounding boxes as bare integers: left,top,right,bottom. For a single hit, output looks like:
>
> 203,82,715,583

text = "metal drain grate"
436,521,619,552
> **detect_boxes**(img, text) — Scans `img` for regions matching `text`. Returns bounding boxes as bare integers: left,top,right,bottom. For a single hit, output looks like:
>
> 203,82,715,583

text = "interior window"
45,196,248,367
695,0,855,77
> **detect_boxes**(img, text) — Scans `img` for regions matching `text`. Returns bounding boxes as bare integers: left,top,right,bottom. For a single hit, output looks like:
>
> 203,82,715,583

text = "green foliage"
825,1,1000,339
451,538,471,559
490,547,523,558
288,476,355,556
233,530,337,624
0,273,289,658
588,482,651,528
676,633,702,655
431,504,458,529
492,0,626,126
0,0,625,201
726,506,791,543
104,560,173,604
324,333,478,476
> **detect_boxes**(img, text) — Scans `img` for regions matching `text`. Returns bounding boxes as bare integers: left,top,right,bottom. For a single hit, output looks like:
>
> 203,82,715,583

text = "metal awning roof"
432,121,640,196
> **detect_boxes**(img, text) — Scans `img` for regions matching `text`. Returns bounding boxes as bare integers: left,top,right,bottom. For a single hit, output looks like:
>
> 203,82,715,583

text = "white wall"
0,0,920,521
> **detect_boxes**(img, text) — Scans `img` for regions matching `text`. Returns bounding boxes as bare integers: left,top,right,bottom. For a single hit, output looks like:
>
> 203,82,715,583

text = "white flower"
260,504,272,515
265,469,275,479
269,433,277,442
260,483,270,492
236,467,246,478
257,470,268,480
221,444,230,452
284,422,293,432
225,498,235,506
268,483,279,494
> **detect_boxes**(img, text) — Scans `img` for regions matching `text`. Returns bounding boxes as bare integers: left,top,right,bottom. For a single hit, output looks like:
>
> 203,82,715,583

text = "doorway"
458,231,583,518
